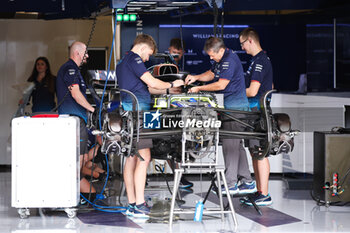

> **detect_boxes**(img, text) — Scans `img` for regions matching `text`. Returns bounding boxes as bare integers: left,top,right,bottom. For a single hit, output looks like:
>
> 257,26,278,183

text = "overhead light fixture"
128,1,157,5
116,14,123,21
117,14,138,22
15,11,39,15
123,14,130,21
144,9,168,12
127,7,142,10
129,14,137,21
127,4,152,7
15,11,39,19
171,2,197,6
159,24,249,28
152,7,179,10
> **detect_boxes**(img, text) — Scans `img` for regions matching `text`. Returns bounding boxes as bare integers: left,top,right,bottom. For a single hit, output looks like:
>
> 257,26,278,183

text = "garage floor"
1,169,350,233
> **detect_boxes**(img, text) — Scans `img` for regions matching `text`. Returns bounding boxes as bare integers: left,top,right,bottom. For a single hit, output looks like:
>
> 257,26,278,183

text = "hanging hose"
53,17,97,112
220,0,225,38
179,16,185,71
213,0,218,36
83,10,127,213
98,11,117,131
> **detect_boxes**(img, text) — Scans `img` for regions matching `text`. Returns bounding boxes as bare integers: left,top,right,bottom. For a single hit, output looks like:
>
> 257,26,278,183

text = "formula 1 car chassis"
90,88,298,166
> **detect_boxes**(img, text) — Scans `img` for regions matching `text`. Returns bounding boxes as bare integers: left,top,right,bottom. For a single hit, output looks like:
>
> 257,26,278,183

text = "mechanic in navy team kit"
240,27,273,206
56,41,97,201
168,38,185,71
116,34,184,218
185,36,257,195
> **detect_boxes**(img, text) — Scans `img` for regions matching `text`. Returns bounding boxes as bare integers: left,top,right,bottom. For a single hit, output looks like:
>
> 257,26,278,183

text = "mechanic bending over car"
239,27,273,206
116,34,184,218
185,36,257,195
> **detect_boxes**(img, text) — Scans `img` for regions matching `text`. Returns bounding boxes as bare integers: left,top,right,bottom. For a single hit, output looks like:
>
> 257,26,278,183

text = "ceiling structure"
0,0,350,20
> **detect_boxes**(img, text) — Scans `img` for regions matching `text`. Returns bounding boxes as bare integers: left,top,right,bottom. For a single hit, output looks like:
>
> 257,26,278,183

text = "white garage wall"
0,17,113,165
271,93,350,173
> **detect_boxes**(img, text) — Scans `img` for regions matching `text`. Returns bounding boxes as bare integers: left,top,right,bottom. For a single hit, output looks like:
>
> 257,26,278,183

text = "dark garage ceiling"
0,0,350,20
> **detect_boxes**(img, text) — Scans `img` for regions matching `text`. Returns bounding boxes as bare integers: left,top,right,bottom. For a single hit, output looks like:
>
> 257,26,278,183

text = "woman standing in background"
27,57,56,112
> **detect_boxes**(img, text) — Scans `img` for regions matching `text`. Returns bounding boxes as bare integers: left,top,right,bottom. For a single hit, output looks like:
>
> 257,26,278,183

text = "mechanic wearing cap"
116,34,184,218
239,27,273,206
185,36,256,195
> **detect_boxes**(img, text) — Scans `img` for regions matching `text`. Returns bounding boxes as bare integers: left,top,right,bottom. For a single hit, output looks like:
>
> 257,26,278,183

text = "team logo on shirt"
68,69,76,75
144,110,161,129
222,62,229,70
255,64,263,72
135,57,142,64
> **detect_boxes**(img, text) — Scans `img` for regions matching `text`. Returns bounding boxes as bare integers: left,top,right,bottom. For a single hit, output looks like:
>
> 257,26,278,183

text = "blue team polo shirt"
116,51,151,111
56,59,88,122
245,51,273,109
210,48,249,111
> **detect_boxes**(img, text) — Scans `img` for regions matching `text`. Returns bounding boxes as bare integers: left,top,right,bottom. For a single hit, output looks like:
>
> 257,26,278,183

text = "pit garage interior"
1,0,350,232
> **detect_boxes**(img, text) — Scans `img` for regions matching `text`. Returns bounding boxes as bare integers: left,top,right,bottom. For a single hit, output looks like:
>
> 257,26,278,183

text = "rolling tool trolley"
11,115,80,218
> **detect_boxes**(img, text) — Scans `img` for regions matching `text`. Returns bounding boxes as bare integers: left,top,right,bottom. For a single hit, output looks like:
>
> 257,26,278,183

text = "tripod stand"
169,166,238,230
203,172,262,215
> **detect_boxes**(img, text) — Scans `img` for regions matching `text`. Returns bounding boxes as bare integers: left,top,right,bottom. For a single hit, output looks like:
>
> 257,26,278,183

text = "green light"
116,14,123,21
123,14,130,21
130,14,137,21
116,8,123,12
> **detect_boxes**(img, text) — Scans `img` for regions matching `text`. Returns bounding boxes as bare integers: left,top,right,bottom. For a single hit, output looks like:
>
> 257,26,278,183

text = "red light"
335,174,338,177
335,179,338,182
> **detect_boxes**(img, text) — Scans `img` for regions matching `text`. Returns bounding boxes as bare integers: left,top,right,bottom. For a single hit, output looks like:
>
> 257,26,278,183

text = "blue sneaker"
211,184,239,195
125,203,135,216
223,183,239,195
242,192,273,206
238,181,257,194
134,202,151,218
211,185,221,194
179,177,194,189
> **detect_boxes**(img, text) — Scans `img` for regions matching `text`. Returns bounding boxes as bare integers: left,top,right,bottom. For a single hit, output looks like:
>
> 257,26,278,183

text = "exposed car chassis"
90,87,298,166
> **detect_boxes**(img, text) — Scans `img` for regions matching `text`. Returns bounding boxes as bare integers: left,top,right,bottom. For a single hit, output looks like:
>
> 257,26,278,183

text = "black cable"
179,16,185,72
220,0,225,38
51,17,98,207
87,11,121,206
309,167,350,207
86,18,97,53
339,167,350,187
86,10,119,203
87,143,99,205
118,155,125,206
155,164,173,196
154,163,186,206
212,0,218,36
119,89,140,143
309,184,350,206
78,17,98,206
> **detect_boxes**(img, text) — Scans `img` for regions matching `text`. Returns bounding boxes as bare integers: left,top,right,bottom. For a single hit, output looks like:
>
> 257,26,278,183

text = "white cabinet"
11,116,80,210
